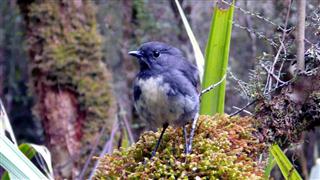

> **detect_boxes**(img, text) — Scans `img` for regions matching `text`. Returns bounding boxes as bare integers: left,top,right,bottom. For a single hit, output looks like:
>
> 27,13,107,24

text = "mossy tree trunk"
18,0,114,179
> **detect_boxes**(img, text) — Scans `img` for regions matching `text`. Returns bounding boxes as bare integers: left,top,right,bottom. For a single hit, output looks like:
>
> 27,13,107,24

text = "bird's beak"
128,50,143,59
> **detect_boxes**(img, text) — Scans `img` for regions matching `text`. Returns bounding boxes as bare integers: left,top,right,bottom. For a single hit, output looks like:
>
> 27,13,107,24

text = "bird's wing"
178,62,201,94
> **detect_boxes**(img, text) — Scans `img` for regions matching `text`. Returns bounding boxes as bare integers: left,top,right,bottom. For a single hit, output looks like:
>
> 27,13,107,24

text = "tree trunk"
18,0,114,179
39,87,82,178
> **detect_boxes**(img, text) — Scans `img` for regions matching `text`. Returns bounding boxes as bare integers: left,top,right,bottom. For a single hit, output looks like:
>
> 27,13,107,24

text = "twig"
230,100,257,117
88,119,119,179
232,106,252,115
261,64,287,85
305,38,317,47
264,0,292,94
265,78,293,95
232,22,279,48
118,103,135,144
200,74,226,96
78,125,107,179
244,0,257,59
222,0,285,31
88,141,110,179
276,39,287,87
107,119,120,154
228,70,250,98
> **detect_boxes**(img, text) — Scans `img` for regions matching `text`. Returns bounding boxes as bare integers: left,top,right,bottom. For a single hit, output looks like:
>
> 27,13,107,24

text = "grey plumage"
129,41,200,156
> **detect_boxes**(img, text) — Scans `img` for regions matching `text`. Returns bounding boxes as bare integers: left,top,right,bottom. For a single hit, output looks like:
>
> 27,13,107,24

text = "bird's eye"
153,51,160,58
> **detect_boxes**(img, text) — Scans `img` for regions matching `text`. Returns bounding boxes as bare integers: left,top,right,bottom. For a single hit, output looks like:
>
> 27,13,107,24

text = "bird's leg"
183,125,189,154
187,113,199,153
151,122,169,159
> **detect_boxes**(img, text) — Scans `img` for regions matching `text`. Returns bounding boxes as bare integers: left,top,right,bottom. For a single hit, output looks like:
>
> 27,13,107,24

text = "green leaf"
121,130,130,149
270,144,302,180
264,152,276,179
0,134,49,180
19,144,37,159
200,1,235,115
174,0,205,82
19,143,54,179
1,172,9,180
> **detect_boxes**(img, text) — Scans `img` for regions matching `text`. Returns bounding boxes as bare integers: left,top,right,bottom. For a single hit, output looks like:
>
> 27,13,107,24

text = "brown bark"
38,87,83,178
296,0,306,71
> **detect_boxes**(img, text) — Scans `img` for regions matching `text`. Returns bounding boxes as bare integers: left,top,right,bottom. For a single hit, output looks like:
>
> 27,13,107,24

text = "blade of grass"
200,1,235,115
264,152,276,179
0,134,49,180
174,0,205,82
19,144,54,179
270,144,302,180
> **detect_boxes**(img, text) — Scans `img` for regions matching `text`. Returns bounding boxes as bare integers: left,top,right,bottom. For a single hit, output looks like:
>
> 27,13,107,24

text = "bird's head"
128,41,184,71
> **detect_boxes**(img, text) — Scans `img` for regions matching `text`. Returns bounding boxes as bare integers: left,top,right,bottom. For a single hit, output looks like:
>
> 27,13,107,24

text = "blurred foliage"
0,0,43,143
94,115,266,179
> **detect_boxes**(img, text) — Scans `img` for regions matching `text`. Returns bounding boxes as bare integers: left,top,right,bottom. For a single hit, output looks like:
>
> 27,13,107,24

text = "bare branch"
118,103,135,144
78,125,107,179
88,120,119,179
222,0,285,31
264,0,292,94
244,1,257,59
200,74,226,96
261,62,287,85
230,100,257,117
232,106,252,115
228,70,250,98
232,22,279,47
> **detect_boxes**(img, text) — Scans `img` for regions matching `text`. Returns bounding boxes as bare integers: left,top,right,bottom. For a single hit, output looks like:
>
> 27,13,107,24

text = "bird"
128,41,200,158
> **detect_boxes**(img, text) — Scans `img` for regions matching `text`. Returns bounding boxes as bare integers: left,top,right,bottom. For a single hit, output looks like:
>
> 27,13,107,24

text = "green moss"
94,115,266,179
27,0,113,154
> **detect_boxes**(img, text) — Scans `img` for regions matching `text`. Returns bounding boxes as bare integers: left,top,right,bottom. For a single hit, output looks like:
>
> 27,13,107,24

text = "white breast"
135,76,185,128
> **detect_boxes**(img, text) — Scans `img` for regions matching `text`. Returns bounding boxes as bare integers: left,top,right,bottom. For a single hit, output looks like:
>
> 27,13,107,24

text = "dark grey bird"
128,41,200,157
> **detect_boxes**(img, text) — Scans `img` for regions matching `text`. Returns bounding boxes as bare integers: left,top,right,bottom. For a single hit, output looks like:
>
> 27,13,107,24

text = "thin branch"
107,119,120,154
276,39,287,87
88,119,119,179
88,141,110,179
228,70,250,98
297,0,306,70
229,100,257,117
78,125,107,179
232,22,279,48
264,0,292,94
244,0,257,59
221,0,285,31
118,103,135,144
232,106,252,115
261,64,287,85
200,74,226,96
265,78,293,95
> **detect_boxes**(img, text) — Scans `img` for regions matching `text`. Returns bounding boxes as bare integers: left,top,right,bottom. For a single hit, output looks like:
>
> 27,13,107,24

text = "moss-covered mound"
94,115,266,179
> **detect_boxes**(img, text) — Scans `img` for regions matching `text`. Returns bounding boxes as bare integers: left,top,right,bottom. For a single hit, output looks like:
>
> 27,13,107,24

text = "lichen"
94,115,266,179
26,0,114,163
255,92,320,146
